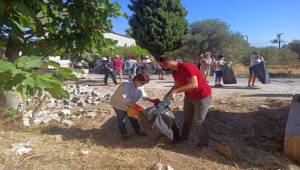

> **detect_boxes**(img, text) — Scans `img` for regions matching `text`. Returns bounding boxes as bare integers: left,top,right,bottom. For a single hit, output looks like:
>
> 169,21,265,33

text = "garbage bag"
253,62,271,84
140,106,176,140
221,63,237,84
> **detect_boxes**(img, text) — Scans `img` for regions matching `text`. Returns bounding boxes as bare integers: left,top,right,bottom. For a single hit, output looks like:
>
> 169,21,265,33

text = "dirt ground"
1,74,300,170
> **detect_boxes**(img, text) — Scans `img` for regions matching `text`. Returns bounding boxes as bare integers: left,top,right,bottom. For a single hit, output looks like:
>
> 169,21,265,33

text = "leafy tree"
288,40,300,59
0,56,76,100
222,33,251,63
183,19,231,54
0,0,124,61
128,0,188,57
125,27,133,37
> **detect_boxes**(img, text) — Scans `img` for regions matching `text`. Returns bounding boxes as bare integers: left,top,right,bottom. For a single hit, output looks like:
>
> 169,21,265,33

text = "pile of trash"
21,84,112,127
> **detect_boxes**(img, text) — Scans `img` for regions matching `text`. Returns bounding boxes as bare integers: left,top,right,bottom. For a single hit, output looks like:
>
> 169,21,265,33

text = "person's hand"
163,90,175,100
150,98,161,105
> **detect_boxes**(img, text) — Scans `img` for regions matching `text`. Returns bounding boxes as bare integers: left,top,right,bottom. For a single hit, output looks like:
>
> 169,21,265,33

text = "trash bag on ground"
221,63,237,84
139,102,176,140
253,62,271,84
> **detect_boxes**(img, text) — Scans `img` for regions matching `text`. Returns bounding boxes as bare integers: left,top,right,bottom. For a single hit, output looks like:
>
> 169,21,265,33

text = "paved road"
85,74,300,99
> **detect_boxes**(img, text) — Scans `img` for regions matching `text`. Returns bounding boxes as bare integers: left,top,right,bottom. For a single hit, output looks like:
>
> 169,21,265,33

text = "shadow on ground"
242,93,293,98
211,85,258,90
41,104,291,169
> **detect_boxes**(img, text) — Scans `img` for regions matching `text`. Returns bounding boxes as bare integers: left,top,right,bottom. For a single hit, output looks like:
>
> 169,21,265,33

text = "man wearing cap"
157,56,212,148
102,57,118,85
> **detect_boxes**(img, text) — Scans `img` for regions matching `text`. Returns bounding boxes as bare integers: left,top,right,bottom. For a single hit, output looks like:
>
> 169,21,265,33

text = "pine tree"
129,0,188,58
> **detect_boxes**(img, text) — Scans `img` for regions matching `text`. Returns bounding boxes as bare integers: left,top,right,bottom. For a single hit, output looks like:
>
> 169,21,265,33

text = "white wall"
103,32,136,47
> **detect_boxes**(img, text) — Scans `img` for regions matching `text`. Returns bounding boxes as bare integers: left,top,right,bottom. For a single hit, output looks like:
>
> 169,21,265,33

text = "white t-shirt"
110,80,148,111
214,59,225,71
250,55,264,67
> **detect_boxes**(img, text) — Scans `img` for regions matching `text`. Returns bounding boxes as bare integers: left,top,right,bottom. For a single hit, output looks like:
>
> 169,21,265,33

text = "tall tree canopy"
288,40,300,59
128,0,188,57
0,0,123,61
183,19,232,54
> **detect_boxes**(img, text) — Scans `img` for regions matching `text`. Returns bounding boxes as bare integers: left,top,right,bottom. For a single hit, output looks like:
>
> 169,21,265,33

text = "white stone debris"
80,148,90,155
20,84,112,126
5,140,32,155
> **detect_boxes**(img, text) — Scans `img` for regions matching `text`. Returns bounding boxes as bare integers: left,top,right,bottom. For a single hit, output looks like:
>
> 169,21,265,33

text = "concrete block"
284,94,300,163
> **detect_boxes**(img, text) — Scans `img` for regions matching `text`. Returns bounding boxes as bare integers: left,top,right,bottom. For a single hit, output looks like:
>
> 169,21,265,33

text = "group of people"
109,51,266,149
96,55,165,85
196,52,226,87
196,51,264,88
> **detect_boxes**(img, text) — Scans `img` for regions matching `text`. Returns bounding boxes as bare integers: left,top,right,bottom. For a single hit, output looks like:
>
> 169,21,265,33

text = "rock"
85,111,97,118
166,165,174,170
71,97,80,103
77,102,85,107
49,113,61,122
153,163,163,170
5,140,32,155
63,100,69,105
62,120,74,127
80,148,90,155
34,110,51,124
22,117,31,127
216,144,233,158
220,100,227,104
61,109,71,115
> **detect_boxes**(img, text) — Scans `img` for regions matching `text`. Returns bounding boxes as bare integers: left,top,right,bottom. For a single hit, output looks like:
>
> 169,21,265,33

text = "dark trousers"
182,96,212,145
113,108,141,135
104,71,117,84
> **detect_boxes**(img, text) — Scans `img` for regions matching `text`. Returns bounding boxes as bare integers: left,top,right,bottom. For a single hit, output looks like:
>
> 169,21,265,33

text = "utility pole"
277,32,284,49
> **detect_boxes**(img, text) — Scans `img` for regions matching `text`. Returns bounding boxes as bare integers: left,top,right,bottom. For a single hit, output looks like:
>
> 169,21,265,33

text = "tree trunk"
5,35,21,61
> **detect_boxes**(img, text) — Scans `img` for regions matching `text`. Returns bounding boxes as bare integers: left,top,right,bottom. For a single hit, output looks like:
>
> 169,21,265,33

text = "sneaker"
218,84,224,87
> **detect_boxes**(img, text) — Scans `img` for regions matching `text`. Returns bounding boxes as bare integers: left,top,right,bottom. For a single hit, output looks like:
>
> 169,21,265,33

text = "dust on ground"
1,75,300,170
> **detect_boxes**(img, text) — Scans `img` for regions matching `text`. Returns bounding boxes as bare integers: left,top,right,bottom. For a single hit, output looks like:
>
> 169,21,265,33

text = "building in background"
103,32,136,47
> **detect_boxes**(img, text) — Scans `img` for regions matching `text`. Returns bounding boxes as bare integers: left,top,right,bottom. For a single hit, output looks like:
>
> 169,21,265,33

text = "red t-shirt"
112,58,123,71
172,62,212,100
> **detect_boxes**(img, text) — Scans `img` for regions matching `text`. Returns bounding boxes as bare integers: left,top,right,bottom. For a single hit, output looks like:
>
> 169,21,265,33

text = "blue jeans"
113,107,141,135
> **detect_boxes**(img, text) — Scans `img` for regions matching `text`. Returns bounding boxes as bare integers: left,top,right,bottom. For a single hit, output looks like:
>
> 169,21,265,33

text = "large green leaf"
58,68,77,80
15,56,43,69
44,60,60,67
0,60,15,72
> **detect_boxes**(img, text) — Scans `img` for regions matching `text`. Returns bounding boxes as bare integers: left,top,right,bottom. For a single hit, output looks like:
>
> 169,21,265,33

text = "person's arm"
173,76,198,93
140,87,160,104
163,85,176,99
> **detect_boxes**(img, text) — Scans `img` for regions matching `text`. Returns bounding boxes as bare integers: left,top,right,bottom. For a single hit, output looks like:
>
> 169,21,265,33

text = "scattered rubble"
20,84,113,126
5,140,32,155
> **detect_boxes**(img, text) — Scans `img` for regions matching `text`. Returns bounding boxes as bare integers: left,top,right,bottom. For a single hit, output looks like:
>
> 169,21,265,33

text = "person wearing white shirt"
110,73,159,138
248,51,264,88
213,55,225,87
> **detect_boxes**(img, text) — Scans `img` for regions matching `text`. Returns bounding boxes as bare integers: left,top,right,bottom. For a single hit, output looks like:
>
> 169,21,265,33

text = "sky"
110,0,300,47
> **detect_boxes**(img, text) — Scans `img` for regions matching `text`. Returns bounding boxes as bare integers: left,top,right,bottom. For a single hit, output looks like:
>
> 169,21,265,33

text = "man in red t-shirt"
112,55,123,83
157,56,212,148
